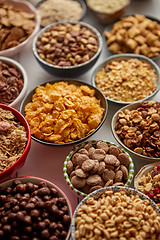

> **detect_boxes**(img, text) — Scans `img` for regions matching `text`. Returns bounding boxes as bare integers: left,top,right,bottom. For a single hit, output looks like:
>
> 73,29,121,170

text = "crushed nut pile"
36,23,99,67
38,0,83,27
105,14,160,58
0,60,24,105
67,141,131,194
115,101,160,158
137,164,160,208
95,58,157,103
75,189,160,239
0,107,27,172
0,1,36,51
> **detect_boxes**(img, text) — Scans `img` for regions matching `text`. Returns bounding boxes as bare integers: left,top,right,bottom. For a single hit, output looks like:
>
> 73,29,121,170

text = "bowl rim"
35,0,87,28
86,0,130,15
111,101,160,161
0,56,28,108
0,0,40,57
71,185,160,239
63,140,135,198
0,175,73,240
0,104,31,179
32,20,103,70
91,53,160,105
19,79,108,146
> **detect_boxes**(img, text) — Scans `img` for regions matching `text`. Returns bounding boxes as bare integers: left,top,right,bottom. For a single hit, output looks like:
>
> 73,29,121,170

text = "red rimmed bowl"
0,104,31,182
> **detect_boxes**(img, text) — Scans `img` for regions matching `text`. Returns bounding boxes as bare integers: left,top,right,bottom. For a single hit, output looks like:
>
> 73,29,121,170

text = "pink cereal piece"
0,121,12,131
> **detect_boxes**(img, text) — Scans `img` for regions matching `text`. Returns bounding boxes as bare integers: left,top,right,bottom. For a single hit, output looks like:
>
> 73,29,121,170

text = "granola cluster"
0,107,27,172
0,1,36,51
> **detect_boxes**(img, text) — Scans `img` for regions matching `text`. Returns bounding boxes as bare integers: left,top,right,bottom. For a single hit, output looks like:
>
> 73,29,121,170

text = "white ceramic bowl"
0,56,28,110
0,0,40,57
0,176,73,240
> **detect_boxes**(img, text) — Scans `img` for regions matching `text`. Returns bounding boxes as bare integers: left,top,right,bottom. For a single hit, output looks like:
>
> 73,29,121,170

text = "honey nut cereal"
74,189,160,240
0,1,36,51
38,0,83,27
67,141,130,194
115,101,160,158
24,82,104,144
0,107,27,172
104,14,160,58
95,58,157,103
137,164,160,208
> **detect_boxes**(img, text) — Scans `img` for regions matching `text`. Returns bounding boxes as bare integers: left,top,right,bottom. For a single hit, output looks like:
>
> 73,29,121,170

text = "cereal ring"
86,175,102,186
102,169,115,182
81,159,95,172
118,153,130,166
96,141,109,153
71,175,86,188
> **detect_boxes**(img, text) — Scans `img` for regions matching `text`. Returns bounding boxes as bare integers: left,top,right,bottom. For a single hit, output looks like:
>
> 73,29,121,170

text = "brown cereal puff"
75,169,89,178
104,179,113,187
72,153,89,167
89,185,102,193
86,175,102,186
90,160,99,174
113,182,124,186
118,153,130,166
121,165,129,181
104,155,120,166
81,159,95,172
84,143,92,150
96,141,109,153
78,148,89,156
67,161,73,174
91,149,106,161
71,175,86,188
88,147,96,158
96,161,105,175
115,170,123,182
108,145,121,157
102,169,115,182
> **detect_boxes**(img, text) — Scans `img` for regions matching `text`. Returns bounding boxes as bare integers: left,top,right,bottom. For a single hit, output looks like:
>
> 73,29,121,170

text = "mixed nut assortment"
115,101,160,158
67,141,131,195
36,23,99,67
0,179,71,239
0,60,24,105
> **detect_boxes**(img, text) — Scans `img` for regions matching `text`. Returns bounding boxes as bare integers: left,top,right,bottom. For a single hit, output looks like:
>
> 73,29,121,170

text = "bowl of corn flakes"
111,100,160,161
71,186,160,240
0,0,40,57
63,140,134,198
91,53,160,104
19,79,108,146
0,104,31,183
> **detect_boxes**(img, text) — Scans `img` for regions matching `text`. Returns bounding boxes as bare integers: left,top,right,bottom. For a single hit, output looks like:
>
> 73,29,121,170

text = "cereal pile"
0,1,35,51
0,107,27,172
38,0,83,27
0,60,24,105
137,164,160,208
74,189,160,239
115,101,160,158
87,0,129,14
0,179,71,239
24,82,104,144
105,14,160,58
67,141,131,194
95,58,157,103
36,23,99,67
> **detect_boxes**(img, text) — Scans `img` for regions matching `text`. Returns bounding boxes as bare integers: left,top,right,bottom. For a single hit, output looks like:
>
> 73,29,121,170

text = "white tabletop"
11,0,160,211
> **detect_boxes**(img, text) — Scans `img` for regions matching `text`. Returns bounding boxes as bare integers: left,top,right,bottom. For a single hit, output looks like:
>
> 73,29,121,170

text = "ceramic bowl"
36,0,87,27
86,0,130,24
64,140,134,198
71,186,160,240
19,79,108,146
0,0,40,57
91,53,160,105
0,104,31,183
0,176,73,240
111,101,160,161
32,21,103,77
0,56,28,110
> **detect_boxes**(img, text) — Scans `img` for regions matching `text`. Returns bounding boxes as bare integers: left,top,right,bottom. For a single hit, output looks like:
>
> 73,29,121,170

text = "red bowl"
0,104,31,182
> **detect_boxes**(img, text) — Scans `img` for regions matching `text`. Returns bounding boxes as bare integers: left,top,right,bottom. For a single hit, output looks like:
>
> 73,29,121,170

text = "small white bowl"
0,56,28,110
0,0,40,57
